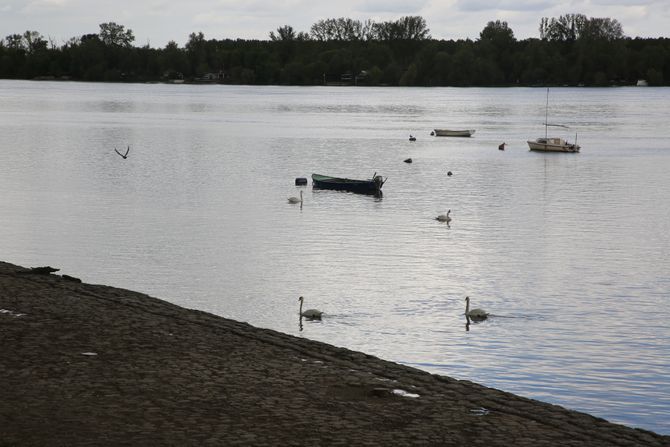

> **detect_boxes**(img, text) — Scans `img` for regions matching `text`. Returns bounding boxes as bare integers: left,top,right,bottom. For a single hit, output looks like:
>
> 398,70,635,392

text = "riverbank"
1,261,667,446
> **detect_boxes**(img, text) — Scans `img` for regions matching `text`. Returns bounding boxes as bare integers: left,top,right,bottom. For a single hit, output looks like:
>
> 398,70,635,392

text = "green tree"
186,32,208,74
69,34,106,80
365,65,383,84
480,21,515,47
540,14,586,41
98,22,135,47
270,25,296,41
539,14,623,42
4,34,26,50
372,16,430,41
381,62,402,85
159,41,189,78
478,21,516,83
310,18,373,41
451,46,476,85
23,31,47,53
399,63,418,85
646,68,663,85
580,17,624,41
429,51,452,85
281,61,307,84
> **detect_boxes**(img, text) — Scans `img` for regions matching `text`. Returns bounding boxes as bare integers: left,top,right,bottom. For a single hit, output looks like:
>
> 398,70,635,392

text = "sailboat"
527,88,580,153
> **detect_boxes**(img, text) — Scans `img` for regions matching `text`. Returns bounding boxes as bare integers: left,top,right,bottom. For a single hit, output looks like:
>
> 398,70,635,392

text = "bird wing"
124,145,130,157
114,148,124,157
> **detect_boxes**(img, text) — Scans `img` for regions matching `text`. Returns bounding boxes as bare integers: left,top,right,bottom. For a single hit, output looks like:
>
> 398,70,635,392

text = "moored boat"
433,129,475,137
527,137,580,152
528,88,581,153
312,173,386,195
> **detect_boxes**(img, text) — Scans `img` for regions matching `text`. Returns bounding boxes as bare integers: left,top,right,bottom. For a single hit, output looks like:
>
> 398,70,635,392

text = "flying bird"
115,145,130,159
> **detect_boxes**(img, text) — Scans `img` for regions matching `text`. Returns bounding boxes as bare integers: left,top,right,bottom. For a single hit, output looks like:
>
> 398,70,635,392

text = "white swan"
436,209,451,222
299,296,323,319
288,190,303,204
465,296,488,320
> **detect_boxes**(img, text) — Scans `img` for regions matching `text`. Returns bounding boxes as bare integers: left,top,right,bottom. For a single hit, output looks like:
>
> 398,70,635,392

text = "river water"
1,80,669,434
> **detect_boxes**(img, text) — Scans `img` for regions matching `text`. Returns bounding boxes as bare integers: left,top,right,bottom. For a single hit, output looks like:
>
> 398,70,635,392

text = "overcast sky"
1,0,668,48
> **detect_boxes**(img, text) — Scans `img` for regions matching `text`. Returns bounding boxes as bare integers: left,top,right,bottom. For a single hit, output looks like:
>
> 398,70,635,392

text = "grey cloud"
590,0,655,4
456,0,553,12
356,0,429,14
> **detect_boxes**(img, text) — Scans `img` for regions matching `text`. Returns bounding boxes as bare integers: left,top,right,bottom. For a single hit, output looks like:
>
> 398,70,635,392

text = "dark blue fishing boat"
312,173,386,195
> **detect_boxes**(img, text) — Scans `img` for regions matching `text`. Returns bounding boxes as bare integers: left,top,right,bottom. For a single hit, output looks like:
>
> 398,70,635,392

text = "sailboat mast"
545,88,549,139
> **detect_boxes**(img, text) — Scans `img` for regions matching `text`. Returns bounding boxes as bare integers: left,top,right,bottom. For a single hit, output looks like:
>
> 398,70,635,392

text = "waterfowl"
499,142,506,151
115,145,130,159
436,209,451,222
288,190,303,204
409,135,416,141
298,296,323,319
465,296,488,320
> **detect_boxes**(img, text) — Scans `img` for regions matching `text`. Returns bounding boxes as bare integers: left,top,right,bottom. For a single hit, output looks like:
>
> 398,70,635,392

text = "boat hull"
312,174,385,195
527,138,580,153
433,129,475,137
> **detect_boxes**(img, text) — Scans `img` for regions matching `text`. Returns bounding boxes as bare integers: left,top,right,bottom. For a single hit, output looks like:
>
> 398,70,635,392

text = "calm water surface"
1,80,669,434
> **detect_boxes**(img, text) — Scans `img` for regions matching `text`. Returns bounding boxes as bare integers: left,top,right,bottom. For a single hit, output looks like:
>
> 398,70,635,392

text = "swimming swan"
436,209,451,222
288,190,303,204
299,296,323,319
465,296,488,320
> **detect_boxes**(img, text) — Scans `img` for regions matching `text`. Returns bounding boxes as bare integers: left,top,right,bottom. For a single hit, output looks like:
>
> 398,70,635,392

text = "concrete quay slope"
1,261,667,446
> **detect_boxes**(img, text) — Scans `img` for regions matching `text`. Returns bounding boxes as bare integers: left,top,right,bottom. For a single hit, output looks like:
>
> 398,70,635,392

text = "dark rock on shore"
15,265,60,275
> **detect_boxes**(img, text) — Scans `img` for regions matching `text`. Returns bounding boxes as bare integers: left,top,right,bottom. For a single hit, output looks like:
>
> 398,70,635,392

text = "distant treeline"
1,14,668,86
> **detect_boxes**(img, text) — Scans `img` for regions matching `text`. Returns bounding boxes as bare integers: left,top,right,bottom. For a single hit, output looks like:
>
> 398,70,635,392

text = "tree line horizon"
1,13,668,86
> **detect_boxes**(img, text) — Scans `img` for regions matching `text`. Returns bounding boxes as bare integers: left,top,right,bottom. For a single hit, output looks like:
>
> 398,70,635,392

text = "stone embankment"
1,261,667,446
